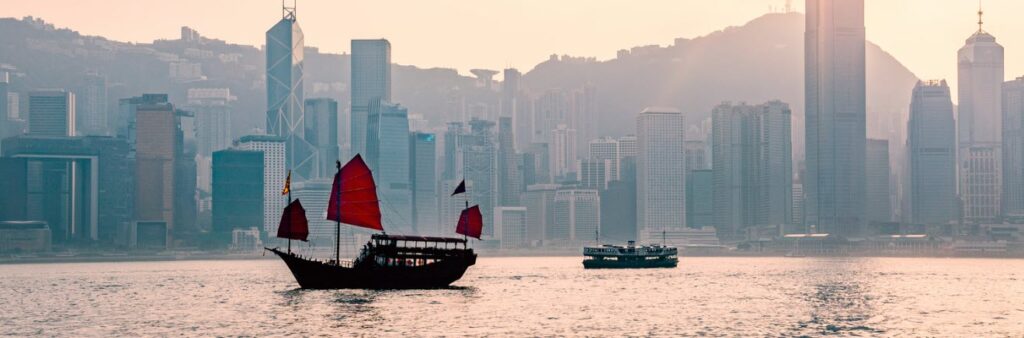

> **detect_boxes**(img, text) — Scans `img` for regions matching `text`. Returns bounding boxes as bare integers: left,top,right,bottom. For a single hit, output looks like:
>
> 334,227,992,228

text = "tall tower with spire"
957,3,1004,224
267,1,316,180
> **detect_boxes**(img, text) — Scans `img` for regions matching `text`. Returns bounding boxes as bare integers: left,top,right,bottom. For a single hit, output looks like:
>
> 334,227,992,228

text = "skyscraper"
636,107,686,236
304,98,339,178
550,124,577,179
350,39,391,158
28,90,75,137
365,99,412,232
503,68,532,150
236,135,286,235
524,184,558,243
1004,77,1024,218
410,132,437,235
135,102,178,241
907,80,958,225
497,116,522,206
212,150,264,239
805,0,866,237
552,188,601,242
76,72,107,136
589,137,620,180
711,101,792,240
494,206,528,249
866,139,891,223
266,4,314,180
686,169,713,229
187,88,233,158
464,119,498,236
957,11,1004,224
577,159,611,190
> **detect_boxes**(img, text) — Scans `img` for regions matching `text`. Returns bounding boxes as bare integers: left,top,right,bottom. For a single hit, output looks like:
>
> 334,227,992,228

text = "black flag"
451,180,466,196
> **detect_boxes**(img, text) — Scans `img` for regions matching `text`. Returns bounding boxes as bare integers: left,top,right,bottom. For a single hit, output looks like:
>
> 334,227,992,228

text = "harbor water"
1,256,1022,336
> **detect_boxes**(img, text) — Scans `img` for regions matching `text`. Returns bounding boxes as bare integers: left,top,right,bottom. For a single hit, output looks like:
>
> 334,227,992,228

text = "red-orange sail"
277,199,309,241
456,205,483,239
327,154,383,231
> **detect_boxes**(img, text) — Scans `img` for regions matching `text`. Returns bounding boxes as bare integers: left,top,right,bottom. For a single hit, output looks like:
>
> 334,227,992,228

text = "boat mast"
335,160,341,265
287,171,292,254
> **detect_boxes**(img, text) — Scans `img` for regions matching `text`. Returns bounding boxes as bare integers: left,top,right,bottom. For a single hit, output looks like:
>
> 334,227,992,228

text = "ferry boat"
582,240,678,269
266,155,481,289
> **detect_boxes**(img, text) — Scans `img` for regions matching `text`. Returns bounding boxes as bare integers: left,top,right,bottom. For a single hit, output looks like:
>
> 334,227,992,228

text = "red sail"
326,155,383,231
277,199,309,241
456,205,483,239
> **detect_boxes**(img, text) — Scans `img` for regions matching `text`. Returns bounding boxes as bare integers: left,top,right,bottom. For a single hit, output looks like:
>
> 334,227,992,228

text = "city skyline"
5,0,1024,101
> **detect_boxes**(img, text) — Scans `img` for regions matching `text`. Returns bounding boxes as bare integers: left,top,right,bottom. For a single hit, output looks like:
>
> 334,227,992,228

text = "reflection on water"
0,257,1022,336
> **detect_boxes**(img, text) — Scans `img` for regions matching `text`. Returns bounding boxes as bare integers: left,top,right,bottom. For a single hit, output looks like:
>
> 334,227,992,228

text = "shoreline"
3,250,1024,265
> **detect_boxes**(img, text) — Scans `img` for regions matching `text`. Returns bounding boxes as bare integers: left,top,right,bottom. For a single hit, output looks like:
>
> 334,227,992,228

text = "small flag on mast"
451,180,466,196
282,170,291,195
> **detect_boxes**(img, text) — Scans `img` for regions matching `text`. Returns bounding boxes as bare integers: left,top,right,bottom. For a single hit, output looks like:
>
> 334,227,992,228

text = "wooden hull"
583,257,678,269
267,248,476,289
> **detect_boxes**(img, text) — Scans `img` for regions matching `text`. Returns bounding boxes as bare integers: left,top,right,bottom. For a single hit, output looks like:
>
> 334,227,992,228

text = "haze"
8,0,1024,86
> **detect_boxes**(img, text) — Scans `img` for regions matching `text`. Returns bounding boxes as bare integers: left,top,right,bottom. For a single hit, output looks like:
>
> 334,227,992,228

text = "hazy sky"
7,0,1024,84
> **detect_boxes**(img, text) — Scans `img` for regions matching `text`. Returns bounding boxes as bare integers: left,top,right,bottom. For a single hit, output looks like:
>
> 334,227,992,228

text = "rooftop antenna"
283,0,297,21
977,0,984,33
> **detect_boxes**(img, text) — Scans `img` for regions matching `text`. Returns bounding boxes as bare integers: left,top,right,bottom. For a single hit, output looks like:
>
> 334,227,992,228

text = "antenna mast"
283,0,297,21
977,1,984,32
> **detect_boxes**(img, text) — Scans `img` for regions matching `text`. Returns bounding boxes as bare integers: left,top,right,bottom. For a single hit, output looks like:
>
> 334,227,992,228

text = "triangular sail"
456,205,483,239
326,154,383,231
277,199,309,241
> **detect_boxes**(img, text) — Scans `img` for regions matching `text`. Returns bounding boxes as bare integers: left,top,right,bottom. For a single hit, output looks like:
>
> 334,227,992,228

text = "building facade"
957,22,1004,224
636,107,686,234
350,39,391,158
805,0,867,237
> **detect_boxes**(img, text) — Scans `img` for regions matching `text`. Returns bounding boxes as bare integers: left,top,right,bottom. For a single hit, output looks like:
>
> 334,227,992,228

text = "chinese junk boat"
266,155,480,289
582,240,678,269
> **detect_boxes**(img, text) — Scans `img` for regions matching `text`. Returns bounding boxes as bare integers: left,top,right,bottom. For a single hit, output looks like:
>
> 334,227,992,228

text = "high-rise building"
464,119,498,237
236,135,286,235
350,39,391,158
503,68,533,150
292,178,358,255
523,143,551,185
866,139,891,223
497,116,522,206
637,107,686,234
600,177,637,242
533,89,569,144
572,84,598,151
552,188,601,242
442,122,465,180
494,206,528,249
365,99,412,232
805,0,867,237
410,132,438,235
618,135,637,159
711,101,792,240
577,159,611,190
589,137,620,180
28,90,75,137
524,184,558,243
1004,77,1024,218
2,136,131,245
684,140,708,172
135,102,178,241
76,72,107,136
187,88,234,158
266,5,314,180
304,98,339,178
211,150,264,238
550,124,577,179
0,73,8,121
686,169,713,229
957,12,1004,224
907,80,958,225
